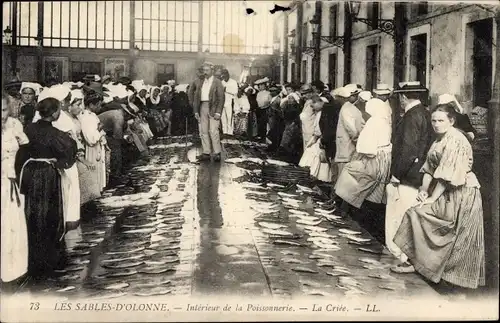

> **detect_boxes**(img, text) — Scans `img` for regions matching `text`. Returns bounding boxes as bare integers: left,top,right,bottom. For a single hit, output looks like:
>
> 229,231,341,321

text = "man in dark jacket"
187,62,225,162
386,81,434,274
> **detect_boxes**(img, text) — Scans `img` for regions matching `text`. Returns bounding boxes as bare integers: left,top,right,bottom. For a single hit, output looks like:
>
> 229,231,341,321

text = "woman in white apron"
1,98,29,287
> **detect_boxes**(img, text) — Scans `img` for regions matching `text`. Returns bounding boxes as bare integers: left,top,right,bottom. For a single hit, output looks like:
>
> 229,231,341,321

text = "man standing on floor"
188,62,225,162
220,69,239,136
386,81,433,273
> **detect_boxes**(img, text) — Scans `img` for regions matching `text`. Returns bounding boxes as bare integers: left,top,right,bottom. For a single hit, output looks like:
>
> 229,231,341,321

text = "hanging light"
348,1,362,17
3,26,12,45
309,16,320,35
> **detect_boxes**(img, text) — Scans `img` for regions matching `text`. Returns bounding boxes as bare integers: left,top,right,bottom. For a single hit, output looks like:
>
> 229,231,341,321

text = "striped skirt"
394,186,485,289
334,147,391,209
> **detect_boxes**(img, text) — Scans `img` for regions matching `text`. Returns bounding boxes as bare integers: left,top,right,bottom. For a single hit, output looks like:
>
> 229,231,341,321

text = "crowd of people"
1,75,193,288
1,60,486,293
203,66,484,291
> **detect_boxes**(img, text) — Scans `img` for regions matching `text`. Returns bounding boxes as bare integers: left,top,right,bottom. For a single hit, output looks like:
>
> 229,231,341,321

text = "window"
71,61,102,81
201,1,274,55
329,4,338,37
8,2,39,46
365,45,378,91
157,64,175,85
301,60,307,83
135,1,198,52
366,2,380,31
472,18,493,108
328,53,337,89
43,1,131,49
302,22,308,48
409,34,427,88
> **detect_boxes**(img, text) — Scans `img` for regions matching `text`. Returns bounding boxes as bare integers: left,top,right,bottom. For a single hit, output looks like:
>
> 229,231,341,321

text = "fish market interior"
1,0,499,311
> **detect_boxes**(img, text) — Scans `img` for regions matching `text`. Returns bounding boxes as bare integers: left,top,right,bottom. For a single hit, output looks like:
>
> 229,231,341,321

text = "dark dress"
267,97,285,151
246,91,259,138
278,102,303,164
170,91,194,135
146,97,167,136
319,99,341,160
455,113,477,141
15,120,78,277
20,103,36,126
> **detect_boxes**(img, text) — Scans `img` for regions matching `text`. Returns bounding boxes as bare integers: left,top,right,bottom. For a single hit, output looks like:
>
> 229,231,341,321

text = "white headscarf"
366,98,391,119
131,80,147,93
149,86,161,104
37,84,71,103
175,84,189,93
20,82,43,96
358,91,372,102
70,89,84,104
438,94,464,114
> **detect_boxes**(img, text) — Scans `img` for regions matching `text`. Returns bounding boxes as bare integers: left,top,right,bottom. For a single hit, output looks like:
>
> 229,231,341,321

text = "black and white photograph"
1,0,499,321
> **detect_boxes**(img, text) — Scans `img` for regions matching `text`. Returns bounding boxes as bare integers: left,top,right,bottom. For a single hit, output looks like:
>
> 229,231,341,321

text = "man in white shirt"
220,69,239,136
187,62,225,162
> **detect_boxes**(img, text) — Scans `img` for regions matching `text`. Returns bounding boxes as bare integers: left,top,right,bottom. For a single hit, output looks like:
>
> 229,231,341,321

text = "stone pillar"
393,3,407,88
343,2,352,85
37,1,44,83
312,1,322,81
128,1,136,78
295,2,303,82
283,12,289,83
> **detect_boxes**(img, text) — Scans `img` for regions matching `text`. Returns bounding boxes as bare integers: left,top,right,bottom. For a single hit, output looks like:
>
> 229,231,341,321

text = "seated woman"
392,104,485,290
233,87,251,138
277,100,303,165
146,86,167,137
16,97,78,278
334,98,392,210
437,94,477,142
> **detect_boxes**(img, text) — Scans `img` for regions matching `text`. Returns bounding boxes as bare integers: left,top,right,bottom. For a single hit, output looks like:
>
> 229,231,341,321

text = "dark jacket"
319,99,342,159
187,77,225,116
391,103,434,188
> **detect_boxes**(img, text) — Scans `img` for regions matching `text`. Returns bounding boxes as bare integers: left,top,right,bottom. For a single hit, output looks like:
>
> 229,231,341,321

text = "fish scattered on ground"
358,247,384,254
305,290,332,297
156,230,182,238
101,254,145,264
362,264,391,270
282,197,302,204
303,225,328,232
277,192,298,198
292,214,320,222
98,269,138,278
258,222,287,230
345,235,372,243
138,266,176,275
105,247,146,255
368,273,393,280
65,265,85,272
144,256,179,265
347,240,373,246
122,222,159,229
67,250,91,257
339,229,362,235
309,232,337,239
68,259,90,266
319,213,343,221
358,257,383,265
123,227,157,234
291,267,319,274
133,280,171,289
265,159,290,166
56,286,76,292
57,274,81,281
307,237,337,245
90,292,127,300
245,190,268,196
272,240,303,247
296,184,314,193
103,282,130,290
157,223,183,230
378,284,406,291
262,228,293,236
102,261,144,270
267,183,285,188
148,244,181,251
314,208,335,215
143,249,178,257
280,250,300,256
338,276,362,287
134,287,172,296
296,218,323,226
280,257,304,264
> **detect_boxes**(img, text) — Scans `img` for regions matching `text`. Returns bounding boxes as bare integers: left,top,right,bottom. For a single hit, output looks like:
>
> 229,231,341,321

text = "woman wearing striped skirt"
334,98,392,209
393,104,485,289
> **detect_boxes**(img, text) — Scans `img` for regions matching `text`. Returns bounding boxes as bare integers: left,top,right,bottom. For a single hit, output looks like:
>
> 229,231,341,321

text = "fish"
378,284,405,291
156,230,182,238
57,274,81,281
242,182,263,188
306,290,332,297
277,192,299,198
358,257,382,265
134,288,172,296
138,266,176,274
272,240,303,247
103,282,130,290
267,183,286,188
307,237,337,244
102,261,144,270
123,227,157,234
280,250,300,256
291,267,319,274
339,229,362,235
338,276,362,287
258,222,287,230
317,261,339,268
134,280,171,289
362,264,391,270
122,222,159,229
296,219,323,226
148,244,181,251
319,213,343,221
262,228,293,236
296,184,315,193
101,254,145,264
292,213,319,221
82,230,106,236
90,292,127,300
314,208,335,215
358,247,384,255
368,273,393,280
265,159,290,166
157,223,183,230
345,235,372,243
68,259,90,266
347,240,373,246
282,197,302,204
303,225,328,232
65,265,85,272
97,269,138,278
299,279,325,288
56,286,76,292
281,257,304,264
144,256,179,265
67,250,91,257
309,232,337,239
105,247,146,255
245,190,268,196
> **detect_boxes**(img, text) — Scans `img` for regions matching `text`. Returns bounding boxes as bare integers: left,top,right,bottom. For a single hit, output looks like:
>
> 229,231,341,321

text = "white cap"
366,98,391,118
70,89,84,104
343,84,361,96
358,91,372,102
20,82,43,96
373,83,393,95
38,84,71,103
131,80,147,92
438,93,464,114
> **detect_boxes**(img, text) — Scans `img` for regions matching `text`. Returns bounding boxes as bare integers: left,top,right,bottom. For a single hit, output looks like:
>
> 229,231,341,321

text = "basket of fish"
261,164,312,185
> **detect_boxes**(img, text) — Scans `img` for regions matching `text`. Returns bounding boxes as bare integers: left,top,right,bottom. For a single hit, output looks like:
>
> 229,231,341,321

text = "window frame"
406,24,431,88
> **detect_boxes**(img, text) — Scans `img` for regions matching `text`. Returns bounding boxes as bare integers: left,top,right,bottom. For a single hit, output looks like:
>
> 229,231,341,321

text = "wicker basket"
261,164,313,185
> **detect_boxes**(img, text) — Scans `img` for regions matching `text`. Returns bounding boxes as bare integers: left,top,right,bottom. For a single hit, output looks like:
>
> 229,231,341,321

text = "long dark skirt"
255,108,269,139
267,112,285,151
20,162,66,278
106,136,123,182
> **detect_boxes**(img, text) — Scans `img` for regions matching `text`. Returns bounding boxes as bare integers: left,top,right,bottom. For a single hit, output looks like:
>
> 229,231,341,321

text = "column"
37,1,44,83
295,2,303,82
343,2,352,85
393,3,407,88
312,1,322,81
129,1,136,78
283,12,289,83
11,1,18,79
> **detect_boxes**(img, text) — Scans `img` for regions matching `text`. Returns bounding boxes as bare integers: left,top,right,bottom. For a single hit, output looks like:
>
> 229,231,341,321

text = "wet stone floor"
19,135,442,301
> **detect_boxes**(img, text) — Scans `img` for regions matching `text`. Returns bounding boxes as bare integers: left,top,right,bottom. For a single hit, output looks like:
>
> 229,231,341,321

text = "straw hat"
373,83,393,95
393,81,428,93
438,93,464,114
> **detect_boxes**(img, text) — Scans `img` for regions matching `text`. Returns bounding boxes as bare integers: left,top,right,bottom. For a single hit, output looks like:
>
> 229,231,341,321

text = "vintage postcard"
1,0,498,322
